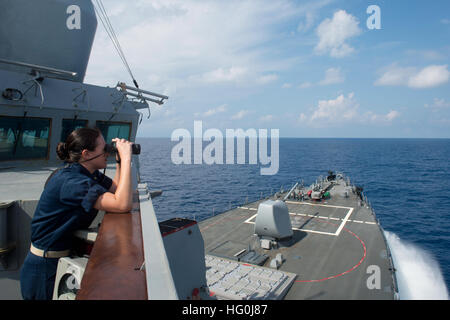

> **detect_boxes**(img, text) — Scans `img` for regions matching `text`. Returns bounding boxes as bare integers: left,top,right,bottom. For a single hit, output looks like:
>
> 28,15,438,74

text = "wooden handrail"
76,191,147,300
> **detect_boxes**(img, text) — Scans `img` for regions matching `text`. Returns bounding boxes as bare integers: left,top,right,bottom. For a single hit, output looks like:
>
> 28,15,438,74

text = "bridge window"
96,121,131,143
0,116,51,161
61,119,88,142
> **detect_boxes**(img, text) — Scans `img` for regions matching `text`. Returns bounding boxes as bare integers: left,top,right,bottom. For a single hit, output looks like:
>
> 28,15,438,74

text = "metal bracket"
137,183,150,200
135,261,145,271
22,71,45,106
0,58,77,80
116,82,168,108
72,86,91,112
146,102,151,119
108,90,128,121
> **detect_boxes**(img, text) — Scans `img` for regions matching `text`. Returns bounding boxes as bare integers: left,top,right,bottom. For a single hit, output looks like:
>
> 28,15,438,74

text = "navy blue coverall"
20,162,112,300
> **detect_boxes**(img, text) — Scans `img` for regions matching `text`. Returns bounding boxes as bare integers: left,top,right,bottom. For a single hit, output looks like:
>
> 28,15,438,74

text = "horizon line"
136,136,450,139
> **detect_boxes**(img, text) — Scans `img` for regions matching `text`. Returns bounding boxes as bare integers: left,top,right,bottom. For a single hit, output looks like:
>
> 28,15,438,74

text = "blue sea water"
136,137,450,296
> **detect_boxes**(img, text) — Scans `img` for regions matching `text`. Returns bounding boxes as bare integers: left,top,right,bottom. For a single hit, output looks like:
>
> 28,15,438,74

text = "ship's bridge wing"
77,167,178,300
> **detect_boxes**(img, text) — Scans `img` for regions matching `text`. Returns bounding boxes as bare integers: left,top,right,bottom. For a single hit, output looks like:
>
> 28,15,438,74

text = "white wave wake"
384,230,449,300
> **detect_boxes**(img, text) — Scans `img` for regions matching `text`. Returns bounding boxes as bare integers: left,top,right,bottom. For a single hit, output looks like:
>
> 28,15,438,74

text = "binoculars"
104,142,141,155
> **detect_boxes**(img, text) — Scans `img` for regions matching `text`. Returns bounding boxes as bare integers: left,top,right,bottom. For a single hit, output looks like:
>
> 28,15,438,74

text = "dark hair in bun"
57,127,101,162
56,142,69,160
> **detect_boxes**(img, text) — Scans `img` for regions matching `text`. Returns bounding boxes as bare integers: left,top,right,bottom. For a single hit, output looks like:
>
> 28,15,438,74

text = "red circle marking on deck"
295,219,367,283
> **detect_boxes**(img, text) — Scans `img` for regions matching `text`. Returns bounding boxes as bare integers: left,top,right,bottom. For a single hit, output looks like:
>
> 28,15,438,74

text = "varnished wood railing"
76,191,147,300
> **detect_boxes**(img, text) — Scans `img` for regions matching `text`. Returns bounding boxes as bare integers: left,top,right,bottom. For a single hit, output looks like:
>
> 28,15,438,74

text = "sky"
84,0,450,138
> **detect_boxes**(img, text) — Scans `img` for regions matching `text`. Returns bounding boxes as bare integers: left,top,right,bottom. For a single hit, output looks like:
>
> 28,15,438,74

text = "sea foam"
384,230,449,300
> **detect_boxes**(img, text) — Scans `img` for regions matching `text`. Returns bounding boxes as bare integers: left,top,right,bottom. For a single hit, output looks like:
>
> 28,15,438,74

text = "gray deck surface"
199,179,397,300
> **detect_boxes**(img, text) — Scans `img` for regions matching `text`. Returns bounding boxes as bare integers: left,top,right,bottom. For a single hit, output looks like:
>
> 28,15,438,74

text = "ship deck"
198,179,397,300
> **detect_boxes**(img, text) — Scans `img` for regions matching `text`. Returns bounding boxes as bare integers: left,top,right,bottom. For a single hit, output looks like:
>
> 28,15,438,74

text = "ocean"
136,137,450,299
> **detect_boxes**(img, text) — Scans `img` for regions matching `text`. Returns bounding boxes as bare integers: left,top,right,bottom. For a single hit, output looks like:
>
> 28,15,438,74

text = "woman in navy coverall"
20,127,134,300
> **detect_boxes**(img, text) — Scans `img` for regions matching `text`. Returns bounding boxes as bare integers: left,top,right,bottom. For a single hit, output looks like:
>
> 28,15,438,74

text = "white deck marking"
238,202,375,237
334,207,353,236
285,201,352,210
243,212,257,223
285,201,355,236
242,211,338,236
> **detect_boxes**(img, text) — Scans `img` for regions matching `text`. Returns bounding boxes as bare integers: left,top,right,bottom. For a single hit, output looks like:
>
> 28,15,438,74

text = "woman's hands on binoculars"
95,138,133,213
111,138,133,162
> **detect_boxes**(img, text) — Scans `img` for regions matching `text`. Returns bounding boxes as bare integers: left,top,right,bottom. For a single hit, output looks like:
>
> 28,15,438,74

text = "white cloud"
86,0,329,92
300,93,400,127
147,106,186,129
299,82,312,89
298,113,307,122
314,10,362,58
297,11,316,32
310,92,359,123
259,115,274,122
282,83,293,88
441,19,450,25
190,69,278,86
194,104,227,117
425,98,450,110
405,49,446,61
319,67,345,85
297,67,344,89
408,65,450,88
385,110,400,121
151,106,175,118
374,65,416,86
192,67,248,84
367,110,400,122
231,110,251,120
296,0,334,32
375,64,450,89
256,74,279,84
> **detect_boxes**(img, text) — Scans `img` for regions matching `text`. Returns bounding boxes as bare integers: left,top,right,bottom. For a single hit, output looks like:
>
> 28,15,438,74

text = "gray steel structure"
0,0,97,83
0,0,176,300
0,0,399,300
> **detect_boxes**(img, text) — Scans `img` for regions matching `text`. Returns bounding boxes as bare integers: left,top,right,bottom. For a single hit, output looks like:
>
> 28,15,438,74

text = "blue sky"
85,0,450,138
